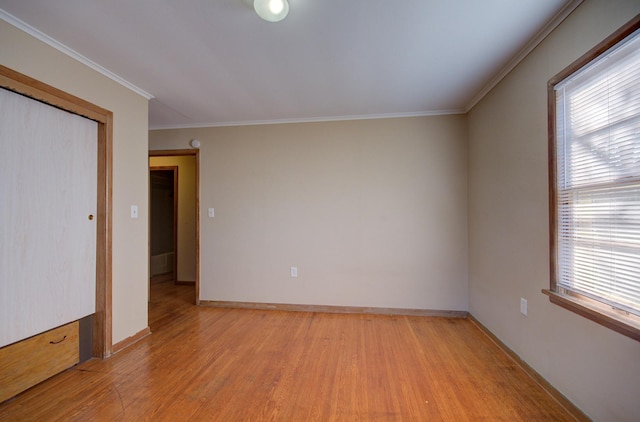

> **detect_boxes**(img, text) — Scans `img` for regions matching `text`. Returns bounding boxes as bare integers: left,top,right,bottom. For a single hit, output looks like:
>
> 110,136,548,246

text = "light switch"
208,208,215,218
131,205,138,219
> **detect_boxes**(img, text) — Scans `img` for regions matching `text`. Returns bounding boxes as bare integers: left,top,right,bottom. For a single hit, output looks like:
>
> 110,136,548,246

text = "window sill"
542,290,640,342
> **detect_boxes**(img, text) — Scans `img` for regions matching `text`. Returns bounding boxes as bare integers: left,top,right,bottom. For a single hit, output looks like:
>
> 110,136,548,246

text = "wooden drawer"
0,321,79,403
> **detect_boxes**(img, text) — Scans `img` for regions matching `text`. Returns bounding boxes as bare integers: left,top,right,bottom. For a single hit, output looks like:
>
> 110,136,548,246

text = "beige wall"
467,1,640,420
9,1,637,417
0,20,149,345
150,116,468,311
149,156,197,282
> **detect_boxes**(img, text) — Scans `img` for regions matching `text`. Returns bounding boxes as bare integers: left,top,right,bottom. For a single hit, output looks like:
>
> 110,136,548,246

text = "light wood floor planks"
0,282,577,421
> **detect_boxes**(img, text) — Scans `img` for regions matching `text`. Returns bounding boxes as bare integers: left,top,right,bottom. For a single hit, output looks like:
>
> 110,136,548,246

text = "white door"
0,87,97,348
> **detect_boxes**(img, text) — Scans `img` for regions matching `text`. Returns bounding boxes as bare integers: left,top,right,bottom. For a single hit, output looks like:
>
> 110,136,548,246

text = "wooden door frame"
149,166,179,284
0,65,113,358
149,150,200,304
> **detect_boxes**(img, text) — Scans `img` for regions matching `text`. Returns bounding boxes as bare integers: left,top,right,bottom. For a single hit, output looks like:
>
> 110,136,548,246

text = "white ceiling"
0,0,578,129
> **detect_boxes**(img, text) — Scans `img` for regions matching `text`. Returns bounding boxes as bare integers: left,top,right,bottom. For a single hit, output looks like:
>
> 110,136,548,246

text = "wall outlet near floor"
290,266,298,278
520,298,528,316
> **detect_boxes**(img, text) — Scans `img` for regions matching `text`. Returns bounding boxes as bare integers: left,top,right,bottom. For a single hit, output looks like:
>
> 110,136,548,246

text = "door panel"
0,88,97,348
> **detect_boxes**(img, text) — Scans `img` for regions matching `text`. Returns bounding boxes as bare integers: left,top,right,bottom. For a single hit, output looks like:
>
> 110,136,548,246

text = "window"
546,15,640,341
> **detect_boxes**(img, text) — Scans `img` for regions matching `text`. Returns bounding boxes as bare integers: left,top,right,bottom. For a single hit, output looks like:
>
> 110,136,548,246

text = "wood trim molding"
548,15,640,292
546,14,640,343
195,152,200,306
0,72,105,122
149,149,198,157
95,116,114,358
547,78,559,292
547,13,640,88
200,300,468,318
0,64,113,359
112,327,151,354
542,290,640,342
468,314,591,422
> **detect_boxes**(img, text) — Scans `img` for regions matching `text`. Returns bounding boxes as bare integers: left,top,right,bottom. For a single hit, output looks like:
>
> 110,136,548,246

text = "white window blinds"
554,29,640,317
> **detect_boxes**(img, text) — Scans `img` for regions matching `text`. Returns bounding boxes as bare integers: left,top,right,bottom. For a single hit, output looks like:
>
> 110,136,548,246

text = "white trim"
464,0,583,112
1,1,582,127
149,109,466,130
0,9,154,100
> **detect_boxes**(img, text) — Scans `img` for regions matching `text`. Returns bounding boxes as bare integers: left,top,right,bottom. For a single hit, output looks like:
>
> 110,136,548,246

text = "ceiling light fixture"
254,0,289,22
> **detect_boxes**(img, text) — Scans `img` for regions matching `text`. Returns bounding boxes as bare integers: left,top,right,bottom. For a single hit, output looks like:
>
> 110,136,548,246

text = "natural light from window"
554,28,640,318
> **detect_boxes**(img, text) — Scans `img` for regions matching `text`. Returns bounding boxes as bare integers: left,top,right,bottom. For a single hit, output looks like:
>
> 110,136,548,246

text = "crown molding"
0,9,154,100
464,0,583,112
148,109,466,130
2,1,581,126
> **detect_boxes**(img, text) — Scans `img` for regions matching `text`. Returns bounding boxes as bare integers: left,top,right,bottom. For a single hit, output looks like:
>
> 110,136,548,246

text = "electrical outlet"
290,266,298,278
520,298,528,316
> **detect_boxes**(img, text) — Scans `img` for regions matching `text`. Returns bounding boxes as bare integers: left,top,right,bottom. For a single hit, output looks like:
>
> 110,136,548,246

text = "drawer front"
0,321,79,403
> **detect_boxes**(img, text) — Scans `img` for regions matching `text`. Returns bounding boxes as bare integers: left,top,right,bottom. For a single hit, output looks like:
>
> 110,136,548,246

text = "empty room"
1,1,639,421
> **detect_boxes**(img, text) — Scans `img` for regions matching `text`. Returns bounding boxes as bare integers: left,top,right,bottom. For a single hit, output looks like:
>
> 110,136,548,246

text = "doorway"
150,167,178,284
149,151,199,306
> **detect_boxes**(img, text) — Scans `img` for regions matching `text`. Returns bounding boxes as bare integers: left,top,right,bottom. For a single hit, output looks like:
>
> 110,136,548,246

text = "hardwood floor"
0,282,577,421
